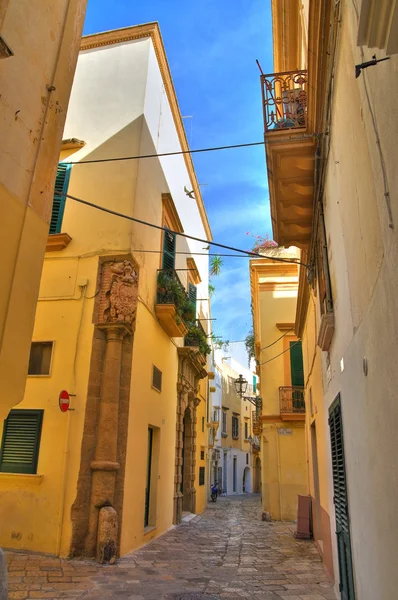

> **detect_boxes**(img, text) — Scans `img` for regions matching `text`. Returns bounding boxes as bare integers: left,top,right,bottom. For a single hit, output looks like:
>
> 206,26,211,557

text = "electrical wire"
64,193,309,267
131,249,253,258
259,326,295,351
65,141,266,165
259,340,301,366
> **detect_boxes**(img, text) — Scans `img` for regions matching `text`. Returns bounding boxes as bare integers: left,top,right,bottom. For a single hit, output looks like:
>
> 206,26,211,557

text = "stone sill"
0,473,43,485
221,432,228,438
143,525,157,536
46,233,72,252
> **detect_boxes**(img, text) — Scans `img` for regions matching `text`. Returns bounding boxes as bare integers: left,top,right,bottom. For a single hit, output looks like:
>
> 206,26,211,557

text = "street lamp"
233,375,263,412
234,374,248,397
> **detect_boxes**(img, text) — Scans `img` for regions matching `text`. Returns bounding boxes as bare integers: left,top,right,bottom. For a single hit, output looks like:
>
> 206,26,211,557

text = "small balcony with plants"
155,270,196,338
184,320,211,364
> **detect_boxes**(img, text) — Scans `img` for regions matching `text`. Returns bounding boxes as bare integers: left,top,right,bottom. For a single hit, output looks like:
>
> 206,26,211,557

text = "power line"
260,326,295,351
65,141,266,165
259,340,301,366
65,193,309,267
131,249,251,258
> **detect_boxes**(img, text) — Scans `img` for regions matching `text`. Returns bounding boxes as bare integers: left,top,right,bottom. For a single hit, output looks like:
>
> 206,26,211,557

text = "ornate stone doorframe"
70,257,138,562
173,347,207,525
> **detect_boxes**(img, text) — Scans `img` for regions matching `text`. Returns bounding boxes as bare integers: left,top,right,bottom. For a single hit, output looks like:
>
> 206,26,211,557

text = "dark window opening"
152,365,162,392
28,342,53,375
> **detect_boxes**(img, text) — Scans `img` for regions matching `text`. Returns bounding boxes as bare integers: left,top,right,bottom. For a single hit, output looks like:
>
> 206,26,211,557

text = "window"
199,466,205,486
290,342,304,387
28,342,53,375
246,453,249,465
152,365,162,392
232,416,239,440
188,282,197,309
222,411,227,435
0,410,43,474
50,163,71,234
202,416,205,432
200,449,205,460
162,229,176,271
244,421,249,440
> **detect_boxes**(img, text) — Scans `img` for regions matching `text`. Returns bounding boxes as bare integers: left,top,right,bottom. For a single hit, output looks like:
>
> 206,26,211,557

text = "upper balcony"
155,269,191,338
262,70,308,133
279,386,305,421
260,69,315,249
184,319,211,364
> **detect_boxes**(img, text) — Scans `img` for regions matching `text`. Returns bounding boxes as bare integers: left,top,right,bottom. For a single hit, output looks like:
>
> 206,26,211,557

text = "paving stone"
5,496,335,600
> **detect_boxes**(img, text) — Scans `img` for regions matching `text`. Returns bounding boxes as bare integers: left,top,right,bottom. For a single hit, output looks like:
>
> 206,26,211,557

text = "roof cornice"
80,23,212,241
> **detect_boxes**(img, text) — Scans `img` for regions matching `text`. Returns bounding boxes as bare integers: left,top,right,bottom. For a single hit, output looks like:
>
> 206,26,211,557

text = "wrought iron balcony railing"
261,70,308,133
279,386,305,414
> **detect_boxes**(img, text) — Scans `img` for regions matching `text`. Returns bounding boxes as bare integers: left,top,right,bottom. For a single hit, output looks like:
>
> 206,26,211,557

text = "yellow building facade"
0,24,212,560
0,0,87,423
264,1,398,597
250,252,308,521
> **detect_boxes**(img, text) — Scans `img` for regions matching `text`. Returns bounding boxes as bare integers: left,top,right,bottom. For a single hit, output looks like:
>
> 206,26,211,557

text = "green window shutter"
162,229,176,271
188,282,197,306
252,375,257,393
329,396,356,600
0,410,44,474
290,341,304,386
49,163,71,234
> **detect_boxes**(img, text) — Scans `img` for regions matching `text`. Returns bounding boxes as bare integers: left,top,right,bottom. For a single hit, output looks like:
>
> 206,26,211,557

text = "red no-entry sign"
59,390,70,413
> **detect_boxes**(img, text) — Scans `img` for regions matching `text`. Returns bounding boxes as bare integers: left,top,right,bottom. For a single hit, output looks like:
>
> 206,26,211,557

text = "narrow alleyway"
6,495,335,600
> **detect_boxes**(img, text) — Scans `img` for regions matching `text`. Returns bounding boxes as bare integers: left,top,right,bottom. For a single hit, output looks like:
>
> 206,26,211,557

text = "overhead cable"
64,193,309,267
260,326,295,351
259,340,301,366
65,141,266,165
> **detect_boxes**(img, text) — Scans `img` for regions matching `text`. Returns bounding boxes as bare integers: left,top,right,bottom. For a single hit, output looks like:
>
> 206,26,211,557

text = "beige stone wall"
309,3,398,597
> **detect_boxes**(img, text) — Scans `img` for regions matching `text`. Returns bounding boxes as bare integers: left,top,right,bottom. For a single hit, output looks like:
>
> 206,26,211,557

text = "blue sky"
84,0,274,347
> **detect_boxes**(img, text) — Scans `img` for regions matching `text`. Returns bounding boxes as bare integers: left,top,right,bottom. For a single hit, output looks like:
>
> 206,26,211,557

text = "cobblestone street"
6,495,335,600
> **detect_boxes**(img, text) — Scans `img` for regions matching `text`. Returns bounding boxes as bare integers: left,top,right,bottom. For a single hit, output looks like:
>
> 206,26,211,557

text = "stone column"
85,326,126,558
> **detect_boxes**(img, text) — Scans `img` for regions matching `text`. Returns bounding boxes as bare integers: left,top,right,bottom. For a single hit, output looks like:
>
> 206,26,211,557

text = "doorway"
243,466,251,492
182,407,194,512
223,453,227,493
144,427,153,527
329,395,355,599
255,456,261,493
233,456,237,492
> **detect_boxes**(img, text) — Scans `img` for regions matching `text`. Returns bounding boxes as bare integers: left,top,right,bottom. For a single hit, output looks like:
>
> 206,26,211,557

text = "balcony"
184,320,211,364
252,410,262,436
279,386,305,420
261,70,308,133
260,69,315,249
155,270,192,338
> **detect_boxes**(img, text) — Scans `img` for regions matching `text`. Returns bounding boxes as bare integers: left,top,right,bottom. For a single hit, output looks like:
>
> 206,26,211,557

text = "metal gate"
329,395,355,600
